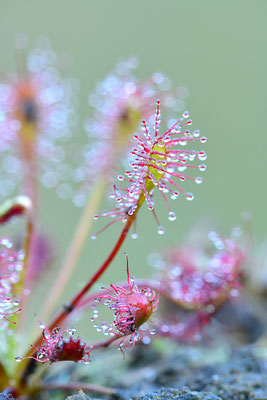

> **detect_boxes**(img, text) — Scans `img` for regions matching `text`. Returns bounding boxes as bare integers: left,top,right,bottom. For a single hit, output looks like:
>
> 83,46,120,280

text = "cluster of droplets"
92,102,207,237
15,324,92,364
91,257,159,353
72,58,189,208
149,230,243,312
90,305,116,337
0,36,79,200
0,238,24,326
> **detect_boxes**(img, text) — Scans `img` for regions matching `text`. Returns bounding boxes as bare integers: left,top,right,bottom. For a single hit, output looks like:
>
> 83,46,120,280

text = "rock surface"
64,346,267,400
131,387,221,400
65,393,90,400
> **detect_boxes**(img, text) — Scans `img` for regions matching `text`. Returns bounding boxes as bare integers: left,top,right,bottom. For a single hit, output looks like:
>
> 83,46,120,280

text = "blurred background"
0,1,266,327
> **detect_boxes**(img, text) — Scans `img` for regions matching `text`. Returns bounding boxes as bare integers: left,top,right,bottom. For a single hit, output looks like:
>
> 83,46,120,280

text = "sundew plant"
0,38,247,399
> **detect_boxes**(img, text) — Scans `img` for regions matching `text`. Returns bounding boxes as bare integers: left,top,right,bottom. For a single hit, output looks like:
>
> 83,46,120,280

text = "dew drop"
200,136,207,143
171,192,179,200
150,329,156,335
37,351,44,359
157,226,165,235
198,151,207,161
142,336,151,344
68,328,76,335
195,176,203,184
168,211,176,221
91,234,96,240
15,356,22,362
93,215,99,220
183,111,189,118
131,233,138,239
186,192,194,201
199,164,207,172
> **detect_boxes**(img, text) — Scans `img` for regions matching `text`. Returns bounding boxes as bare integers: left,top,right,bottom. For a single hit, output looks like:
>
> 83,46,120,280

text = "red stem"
51,213,135,328
92,335,121,350
18,213,136,386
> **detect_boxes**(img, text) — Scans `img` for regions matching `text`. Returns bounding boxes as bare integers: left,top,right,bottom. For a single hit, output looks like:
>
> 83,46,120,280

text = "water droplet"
198,151,207,161
200,136,207,143
142,336,151,344
131,233,138,239
150,329,156,335
91,234,96,240
183,111,189,118
15,356,22,362
193,129,200,137
186,192,194,201
157,226,165,235
168,211,176,221
171,192,179,200
93,215,99,220
195,176,203,184
68,328,76,335
39,322,46,329
199,164,207,172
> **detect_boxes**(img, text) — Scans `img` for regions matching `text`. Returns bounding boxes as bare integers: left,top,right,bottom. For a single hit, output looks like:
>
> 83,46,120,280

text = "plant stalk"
40,178,107,323
17,212,136,386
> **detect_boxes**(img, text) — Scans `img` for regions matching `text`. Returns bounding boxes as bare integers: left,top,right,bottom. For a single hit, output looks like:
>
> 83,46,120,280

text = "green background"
0,1,266,326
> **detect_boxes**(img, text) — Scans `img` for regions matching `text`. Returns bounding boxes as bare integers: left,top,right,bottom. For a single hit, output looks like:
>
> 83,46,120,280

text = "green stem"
39,178,107,323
